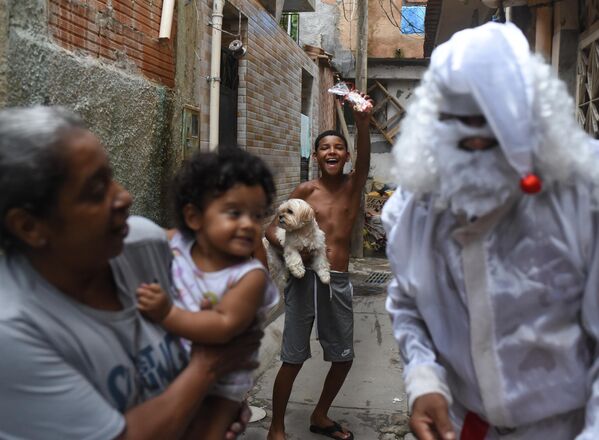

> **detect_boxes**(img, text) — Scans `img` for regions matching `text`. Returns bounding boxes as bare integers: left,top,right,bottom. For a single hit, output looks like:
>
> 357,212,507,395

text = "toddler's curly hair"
172,145,276,237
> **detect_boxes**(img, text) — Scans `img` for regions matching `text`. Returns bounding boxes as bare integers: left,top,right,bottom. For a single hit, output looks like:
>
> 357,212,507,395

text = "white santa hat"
429,22,542,193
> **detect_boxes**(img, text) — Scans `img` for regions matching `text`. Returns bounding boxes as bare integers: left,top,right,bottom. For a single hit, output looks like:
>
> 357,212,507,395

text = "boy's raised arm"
351,96,374,189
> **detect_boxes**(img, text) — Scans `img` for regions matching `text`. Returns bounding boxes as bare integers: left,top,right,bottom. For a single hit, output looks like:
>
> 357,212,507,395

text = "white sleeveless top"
169,231,279,401
170,231,279,324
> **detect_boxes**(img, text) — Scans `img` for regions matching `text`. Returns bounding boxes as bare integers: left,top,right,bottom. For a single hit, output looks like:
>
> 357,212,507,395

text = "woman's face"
42,129,132,265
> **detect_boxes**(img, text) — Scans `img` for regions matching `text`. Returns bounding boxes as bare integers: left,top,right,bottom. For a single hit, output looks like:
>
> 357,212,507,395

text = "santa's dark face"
434,115,518,219
439,113,498,151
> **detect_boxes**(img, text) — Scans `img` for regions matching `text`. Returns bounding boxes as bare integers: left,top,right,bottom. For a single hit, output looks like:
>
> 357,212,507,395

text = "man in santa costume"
384,22,599,440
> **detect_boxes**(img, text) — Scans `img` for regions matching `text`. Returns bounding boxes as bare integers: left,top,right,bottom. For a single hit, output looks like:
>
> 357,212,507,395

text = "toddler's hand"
136,282,172,322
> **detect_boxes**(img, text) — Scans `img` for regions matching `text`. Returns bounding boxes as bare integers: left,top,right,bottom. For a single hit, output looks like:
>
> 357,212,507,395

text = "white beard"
434,120,520,219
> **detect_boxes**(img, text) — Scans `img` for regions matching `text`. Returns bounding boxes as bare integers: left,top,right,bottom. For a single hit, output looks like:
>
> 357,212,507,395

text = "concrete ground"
243,258,414,440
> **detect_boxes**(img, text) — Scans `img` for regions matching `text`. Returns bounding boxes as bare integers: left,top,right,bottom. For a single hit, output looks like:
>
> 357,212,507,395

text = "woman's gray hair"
0,105,86,251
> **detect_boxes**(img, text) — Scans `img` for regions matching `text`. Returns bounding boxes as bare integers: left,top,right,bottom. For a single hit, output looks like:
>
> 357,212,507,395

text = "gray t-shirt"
0,216,188,440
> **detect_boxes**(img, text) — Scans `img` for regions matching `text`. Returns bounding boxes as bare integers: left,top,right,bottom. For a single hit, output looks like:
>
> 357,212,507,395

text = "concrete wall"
366,0,423,59
298,0,354,75
0,0,8,108
299,0,424,77
2,0,174,224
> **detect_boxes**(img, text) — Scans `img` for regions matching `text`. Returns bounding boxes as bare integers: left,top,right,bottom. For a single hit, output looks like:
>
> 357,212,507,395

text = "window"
182,105,200,155
280,13,299,43
401,5,425,35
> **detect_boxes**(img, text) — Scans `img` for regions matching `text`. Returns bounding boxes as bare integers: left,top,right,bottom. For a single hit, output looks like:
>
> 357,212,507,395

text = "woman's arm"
0,319,261,440
116,329,262,440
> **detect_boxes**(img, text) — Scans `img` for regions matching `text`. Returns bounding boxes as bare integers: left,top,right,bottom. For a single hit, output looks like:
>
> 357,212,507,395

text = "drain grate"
364,271,391,284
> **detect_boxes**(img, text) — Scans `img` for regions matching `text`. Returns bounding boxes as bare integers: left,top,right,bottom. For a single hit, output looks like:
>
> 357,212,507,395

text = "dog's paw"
288,263,306,279
318,271,330,284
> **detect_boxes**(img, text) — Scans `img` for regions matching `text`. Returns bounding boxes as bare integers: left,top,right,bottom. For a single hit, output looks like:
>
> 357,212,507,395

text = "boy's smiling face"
314,135,349,176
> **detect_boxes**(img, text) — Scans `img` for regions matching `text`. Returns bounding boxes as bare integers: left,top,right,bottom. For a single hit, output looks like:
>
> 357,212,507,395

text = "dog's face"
277,199,314,231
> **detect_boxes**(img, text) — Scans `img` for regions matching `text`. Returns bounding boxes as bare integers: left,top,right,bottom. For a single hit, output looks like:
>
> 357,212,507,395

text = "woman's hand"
410,393,455,440
225,401,252,439
188,326,263,381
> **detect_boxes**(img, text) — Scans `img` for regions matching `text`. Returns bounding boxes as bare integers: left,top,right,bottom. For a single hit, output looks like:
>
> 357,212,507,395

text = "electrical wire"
341,0,358,22
378,0,425,35
340,0,358,52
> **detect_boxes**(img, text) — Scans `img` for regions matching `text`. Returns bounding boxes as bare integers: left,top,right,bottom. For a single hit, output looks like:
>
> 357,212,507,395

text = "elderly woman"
0,106,259,439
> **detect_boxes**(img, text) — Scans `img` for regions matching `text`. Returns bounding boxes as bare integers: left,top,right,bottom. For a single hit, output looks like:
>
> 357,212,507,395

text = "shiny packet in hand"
327,82,373,112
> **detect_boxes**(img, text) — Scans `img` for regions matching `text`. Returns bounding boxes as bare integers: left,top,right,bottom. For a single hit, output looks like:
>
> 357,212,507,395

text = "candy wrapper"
328,82,373,112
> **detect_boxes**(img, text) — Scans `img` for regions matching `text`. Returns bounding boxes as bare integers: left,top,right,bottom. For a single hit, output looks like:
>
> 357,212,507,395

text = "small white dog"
263,199,330,290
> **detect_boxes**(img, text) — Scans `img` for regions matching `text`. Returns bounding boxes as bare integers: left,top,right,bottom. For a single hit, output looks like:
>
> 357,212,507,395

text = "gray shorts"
280,269,354,363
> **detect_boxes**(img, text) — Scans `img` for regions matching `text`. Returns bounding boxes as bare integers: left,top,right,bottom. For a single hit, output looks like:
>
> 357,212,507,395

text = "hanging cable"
378,0,425,34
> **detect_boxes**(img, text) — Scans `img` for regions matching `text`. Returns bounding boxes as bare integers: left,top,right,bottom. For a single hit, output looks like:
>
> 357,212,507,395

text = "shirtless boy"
266,97,373,440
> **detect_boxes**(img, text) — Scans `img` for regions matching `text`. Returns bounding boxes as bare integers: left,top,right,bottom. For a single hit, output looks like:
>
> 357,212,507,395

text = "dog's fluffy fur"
263,199,330,291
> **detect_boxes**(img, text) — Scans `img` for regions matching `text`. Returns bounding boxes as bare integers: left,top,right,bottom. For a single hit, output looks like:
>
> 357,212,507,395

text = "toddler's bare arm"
161,269,267,344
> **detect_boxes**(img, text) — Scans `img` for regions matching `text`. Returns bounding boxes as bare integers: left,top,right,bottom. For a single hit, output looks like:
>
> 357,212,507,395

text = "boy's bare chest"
304,188,357,232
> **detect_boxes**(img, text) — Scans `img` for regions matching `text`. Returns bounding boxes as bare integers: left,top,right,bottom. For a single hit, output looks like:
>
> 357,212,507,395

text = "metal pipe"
209,0,225,150
159,0,176,40
505,6,512,22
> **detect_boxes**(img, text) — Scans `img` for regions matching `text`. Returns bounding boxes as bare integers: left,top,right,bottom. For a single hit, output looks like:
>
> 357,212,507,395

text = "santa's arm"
575,213,599,439
386,277,453,411
383,196,452,411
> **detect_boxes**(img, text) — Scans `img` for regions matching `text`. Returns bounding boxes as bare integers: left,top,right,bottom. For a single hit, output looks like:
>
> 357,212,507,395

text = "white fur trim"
405,364,453,411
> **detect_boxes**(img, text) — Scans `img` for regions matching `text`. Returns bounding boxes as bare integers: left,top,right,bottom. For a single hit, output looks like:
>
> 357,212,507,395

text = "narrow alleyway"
243,258,413,440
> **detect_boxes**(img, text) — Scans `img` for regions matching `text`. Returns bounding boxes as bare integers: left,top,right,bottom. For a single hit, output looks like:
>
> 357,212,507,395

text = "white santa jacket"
383,184,599,439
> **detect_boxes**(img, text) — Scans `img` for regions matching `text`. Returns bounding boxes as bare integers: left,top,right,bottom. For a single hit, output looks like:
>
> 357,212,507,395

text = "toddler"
137,146,279,440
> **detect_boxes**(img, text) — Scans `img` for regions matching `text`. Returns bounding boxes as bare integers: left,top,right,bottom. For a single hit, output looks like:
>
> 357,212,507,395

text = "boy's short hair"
172,145,276,237
314,130,348,152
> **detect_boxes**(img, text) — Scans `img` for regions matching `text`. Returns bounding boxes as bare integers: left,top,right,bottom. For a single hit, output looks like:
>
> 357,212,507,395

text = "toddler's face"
193,184,268,261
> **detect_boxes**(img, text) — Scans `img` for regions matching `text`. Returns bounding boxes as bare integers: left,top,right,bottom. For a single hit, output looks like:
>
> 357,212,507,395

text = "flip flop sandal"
309,421,354,440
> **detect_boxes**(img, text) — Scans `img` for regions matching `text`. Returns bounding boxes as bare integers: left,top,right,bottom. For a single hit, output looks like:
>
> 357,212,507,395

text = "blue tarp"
401,6,425,35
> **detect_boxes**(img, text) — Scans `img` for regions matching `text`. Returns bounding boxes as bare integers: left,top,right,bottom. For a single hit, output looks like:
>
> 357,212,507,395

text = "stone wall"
2,0,173,224
2,0,325,220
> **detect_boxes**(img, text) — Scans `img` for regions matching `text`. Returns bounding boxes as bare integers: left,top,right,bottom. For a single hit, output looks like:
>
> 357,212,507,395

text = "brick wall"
194,0,320,205
48,0,176,87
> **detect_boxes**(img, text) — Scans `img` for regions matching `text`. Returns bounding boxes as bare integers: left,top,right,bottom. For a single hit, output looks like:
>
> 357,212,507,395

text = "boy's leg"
311,271,355,439
310,360,353,438
268,273,315,439
268,361,304,440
